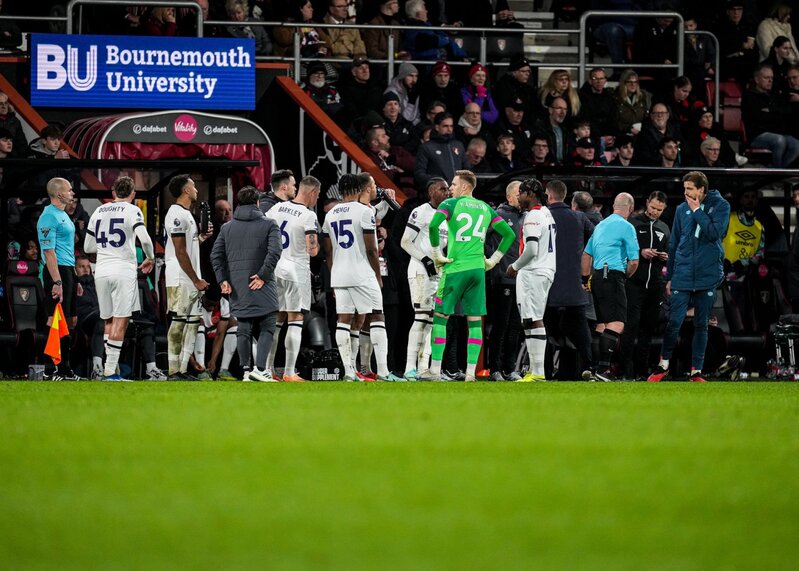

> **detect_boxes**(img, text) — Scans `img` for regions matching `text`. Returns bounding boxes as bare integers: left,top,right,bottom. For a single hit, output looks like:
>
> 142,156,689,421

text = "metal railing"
66,0,203,35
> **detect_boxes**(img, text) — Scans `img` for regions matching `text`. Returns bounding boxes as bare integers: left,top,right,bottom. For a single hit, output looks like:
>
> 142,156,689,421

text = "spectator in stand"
609,133,635,166
633,103,682,165
569,137,603,167
381,91,416,149
694,136,734,168
742,63,799,167
491,133,518,173
657,136,681,167
633,4,680,83
385,62,421,125
419,61,464,120
339,55,384,126
362,125,410,185
273,0,329,57
0,127,12,160
403,0,466,61
578,67,618,151
465,137,491,174
318,0,366,59
615,69,652,136
567,119,604,165
762,36,795,93
0,92,28,157
538,69,580,127
302,62,344,121
787,65,799,133
589,0,637,66
419,100,447,134
715,0,759,84
461,62,499,125
684,14,717,91
143,7,178,36
658,76,706,127
224,0,272,54
494,56,537,116
757,3,797,65
0,0,22,50
29,125,69,160
492,98,533,160
447,0,514,28
683,106,741,167
414,111,467,187
530,136,556,166
455,102,492,148
534,96,568,164
363,0,409,60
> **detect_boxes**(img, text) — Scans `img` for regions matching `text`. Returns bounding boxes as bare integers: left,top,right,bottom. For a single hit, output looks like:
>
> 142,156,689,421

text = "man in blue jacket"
648,171,730,383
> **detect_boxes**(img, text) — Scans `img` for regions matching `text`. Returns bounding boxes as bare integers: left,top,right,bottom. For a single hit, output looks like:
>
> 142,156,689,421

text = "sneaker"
581,370,597,382
103,374,132,382
281,374,306,382
145,368,167,381
689,371,707,383
356,371,374,382
647,366,669,383
270,370,282,381
447,370,466,381
377,372,406,382
343,373,359,382
464,374,476,382
488,371,505,382
196,371,213,380
594,369,618,382
168,372,197,381
217,369,236,381
438,370,455,381
403,368,418,381
91,365,104,380
505,371,523,382
417,369,441,381
245,367,275,382
49,369,84,381
518,372,545,382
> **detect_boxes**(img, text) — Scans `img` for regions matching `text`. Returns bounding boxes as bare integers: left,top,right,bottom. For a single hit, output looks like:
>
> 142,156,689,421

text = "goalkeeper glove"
484,250,504,271
431,246,452,268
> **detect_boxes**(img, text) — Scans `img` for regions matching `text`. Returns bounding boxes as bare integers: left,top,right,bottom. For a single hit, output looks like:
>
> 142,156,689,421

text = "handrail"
579,11,684,85
66,0,203,36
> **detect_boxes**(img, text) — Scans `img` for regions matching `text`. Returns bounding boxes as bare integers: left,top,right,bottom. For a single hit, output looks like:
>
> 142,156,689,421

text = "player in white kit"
164,174,212,379
84,176,156,380
399,177,450,380
264,175,321,381
322,173,401,381
506,178,557,382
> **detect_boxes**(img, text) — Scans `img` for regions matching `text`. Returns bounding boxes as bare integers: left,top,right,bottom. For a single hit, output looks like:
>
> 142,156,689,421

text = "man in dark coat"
211,185,282,381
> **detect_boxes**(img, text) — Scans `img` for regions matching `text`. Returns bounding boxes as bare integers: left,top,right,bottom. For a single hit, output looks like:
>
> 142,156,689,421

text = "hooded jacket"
666,189,730,291
211,204,282,318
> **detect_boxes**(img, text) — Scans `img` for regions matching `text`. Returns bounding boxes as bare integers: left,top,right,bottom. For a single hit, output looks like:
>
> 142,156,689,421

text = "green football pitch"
1,381,798,570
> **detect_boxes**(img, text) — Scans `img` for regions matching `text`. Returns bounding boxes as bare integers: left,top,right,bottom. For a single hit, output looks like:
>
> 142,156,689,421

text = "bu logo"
37,43,98,91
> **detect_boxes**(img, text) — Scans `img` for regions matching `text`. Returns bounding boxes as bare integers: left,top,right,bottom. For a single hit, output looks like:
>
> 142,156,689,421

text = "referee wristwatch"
53,280,62,286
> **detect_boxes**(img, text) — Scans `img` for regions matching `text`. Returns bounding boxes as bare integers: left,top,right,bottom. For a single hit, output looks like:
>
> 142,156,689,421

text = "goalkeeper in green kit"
421,170,516,381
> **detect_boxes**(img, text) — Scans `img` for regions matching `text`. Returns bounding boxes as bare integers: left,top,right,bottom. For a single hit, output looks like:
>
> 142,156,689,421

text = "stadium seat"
3,260,47,370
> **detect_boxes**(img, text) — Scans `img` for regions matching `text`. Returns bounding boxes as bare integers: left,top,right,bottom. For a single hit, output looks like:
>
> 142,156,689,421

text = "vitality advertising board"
30,34,255,110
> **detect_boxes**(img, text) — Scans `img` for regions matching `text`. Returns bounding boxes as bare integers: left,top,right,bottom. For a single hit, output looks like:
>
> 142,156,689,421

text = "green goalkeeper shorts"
434,268,486,316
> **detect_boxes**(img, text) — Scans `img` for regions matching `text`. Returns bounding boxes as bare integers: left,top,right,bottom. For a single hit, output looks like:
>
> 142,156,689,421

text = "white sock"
194,324,207,368
350,333,359,371
284,321,303,377
527,327,547,376
466,363,477,378
659,358,670,370
418,322,432,371
359,330,373,373
104,340,123,377
335,323,355,376
92,356,103,370
167,318,186,375
221,326,237,370
405,318,425,372
371,322,389,377
179,319,200,373
430,359,442,376
146,361,158,373
266,321,284,372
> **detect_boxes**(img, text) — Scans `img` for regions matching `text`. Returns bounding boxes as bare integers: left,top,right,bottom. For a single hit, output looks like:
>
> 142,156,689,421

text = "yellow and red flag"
44,303,69,365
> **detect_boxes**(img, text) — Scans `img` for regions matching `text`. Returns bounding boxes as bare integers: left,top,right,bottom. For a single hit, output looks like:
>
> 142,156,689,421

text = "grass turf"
1,381,798,570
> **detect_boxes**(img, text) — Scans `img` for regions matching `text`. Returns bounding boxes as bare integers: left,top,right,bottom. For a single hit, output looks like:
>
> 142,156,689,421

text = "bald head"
613,192,635,219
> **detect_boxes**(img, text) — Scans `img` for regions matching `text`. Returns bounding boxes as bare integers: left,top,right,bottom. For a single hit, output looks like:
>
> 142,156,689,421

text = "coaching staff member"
582,192,639,381
37,177,82,380
648,171,730,383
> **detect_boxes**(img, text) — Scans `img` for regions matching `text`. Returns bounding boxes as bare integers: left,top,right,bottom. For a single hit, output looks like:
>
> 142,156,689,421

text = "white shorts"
335,282,383,314
96,274,140,319
408,273,438,312
277,276,311,313
517,271,553,321
166,284,202,318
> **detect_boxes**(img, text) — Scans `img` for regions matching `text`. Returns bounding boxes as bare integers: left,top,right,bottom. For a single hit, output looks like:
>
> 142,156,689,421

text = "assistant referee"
581,192,639,381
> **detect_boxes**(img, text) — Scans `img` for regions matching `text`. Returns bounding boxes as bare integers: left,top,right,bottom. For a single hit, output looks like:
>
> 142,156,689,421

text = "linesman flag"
44,303,69,365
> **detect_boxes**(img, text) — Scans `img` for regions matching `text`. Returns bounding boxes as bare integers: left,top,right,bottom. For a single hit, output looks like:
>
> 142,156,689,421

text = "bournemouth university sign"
31,34,255,110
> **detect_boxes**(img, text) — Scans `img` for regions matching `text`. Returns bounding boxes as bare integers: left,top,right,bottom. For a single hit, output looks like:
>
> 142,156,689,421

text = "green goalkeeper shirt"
429,195,515,273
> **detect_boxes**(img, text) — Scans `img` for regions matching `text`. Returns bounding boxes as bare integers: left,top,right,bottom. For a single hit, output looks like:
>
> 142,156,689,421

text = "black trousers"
488,283,522,373
544,304,593,379
619,279,664,377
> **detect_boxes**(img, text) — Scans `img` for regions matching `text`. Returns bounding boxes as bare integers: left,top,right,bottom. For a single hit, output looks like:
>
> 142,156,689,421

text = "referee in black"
581,192,640,381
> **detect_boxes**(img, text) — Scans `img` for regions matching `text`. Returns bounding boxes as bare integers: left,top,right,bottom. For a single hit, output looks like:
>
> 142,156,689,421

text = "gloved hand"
421,256,438,277
431,246,452,268
484,250,504,271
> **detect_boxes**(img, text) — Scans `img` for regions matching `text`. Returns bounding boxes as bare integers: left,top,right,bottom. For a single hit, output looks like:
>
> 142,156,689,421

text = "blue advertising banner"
31,34,255,110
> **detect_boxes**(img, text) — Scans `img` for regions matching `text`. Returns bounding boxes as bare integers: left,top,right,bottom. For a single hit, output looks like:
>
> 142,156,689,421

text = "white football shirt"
322,201,377,288
405,202,448,278
164,204,201,287
266,200,318,283
519,206,557,275
86,201,146,279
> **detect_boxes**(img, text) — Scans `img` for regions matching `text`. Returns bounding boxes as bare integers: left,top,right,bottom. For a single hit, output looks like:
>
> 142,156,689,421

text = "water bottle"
199,201,211,234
